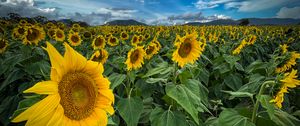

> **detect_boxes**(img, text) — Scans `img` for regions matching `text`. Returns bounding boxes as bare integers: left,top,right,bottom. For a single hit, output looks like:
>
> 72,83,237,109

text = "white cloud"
0,0,56,18
195,0,297,12
148,12,231,25
276,6,300,19
96,8,138,18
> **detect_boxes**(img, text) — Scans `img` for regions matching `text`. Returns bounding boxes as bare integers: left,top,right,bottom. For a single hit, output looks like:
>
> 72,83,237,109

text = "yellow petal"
82,61,104,78
28,94,60,123
44,42,65,77
63,42,87,72
25,107,55,126
46,105,64,126
94,77,110,90
50,67,61,82
104,106,114,115
94,108,108,126
99,89,115,103
24,81,58,94
12,101,40,122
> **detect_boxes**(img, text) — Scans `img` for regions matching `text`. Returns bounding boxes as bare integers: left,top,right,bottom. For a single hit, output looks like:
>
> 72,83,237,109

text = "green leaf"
272,109,300,126
117,97,144,126
166,84,199,124
218,109,255,126
222,91,253,100
224,73,243,91
109,73,126,89
0,69,26,91
259,95,275,120
150,107,187,126
146,78,167,84
142,62,169,78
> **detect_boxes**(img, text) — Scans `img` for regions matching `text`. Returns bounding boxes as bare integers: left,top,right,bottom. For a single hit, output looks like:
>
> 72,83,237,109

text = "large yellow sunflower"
0,38,8,54
145,43,158,59
131,34,140,47
172,32,204,68
12,42,114,126
92,35,106,50
271,69,300,108
125,46,146,71
90,49,109,64
120,32,129,41
54,29,65,42
22,25,46,45
107,36,119,46
12,26,26,40
68,32,82,46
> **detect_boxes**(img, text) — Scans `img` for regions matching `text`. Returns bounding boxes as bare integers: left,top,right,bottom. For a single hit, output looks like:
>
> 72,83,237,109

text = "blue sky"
1,0,300,25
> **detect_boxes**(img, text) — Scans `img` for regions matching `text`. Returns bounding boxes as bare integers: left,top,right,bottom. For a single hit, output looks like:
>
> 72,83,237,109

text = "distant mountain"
104,19,147,26
245,18,300,25
184,18,300,26
184,19,238,26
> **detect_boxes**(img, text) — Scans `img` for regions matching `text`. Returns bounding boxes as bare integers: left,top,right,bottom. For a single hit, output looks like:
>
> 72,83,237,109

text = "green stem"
251,80,275,123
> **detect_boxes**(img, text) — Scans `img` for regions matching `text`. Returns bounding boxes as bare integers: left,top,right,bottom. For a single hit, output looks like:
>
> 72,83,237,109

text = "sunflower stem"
251,80,275,124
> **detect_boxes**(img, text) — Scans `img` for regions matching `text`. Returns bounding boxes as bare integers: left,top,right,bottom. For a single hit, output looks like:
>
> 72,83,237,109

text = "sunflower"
12,26,26,40
90,49,109,64
232,39,247,55
271,69,300,108
144,33,151,40
276,52,300,73
57,22,65,30
0,38,8,54
125,46,146,71
172,32,204,67
83,31,92,40
22,25,46,45
92,35,106,50
247,35,257,45
131,35,140,46
280,44,288,54
47,28,56,39
120,32,129,41
68,32,82,46
145,43,158,59
19,19,28,26
54,29,65,42
107,36,119,46
12,42,114,126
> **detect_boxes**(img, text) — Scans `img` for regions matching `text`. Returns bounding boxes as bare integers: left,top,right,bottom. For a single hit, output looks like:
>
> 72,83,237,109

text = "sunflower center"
84,32,91,38
56,31,63,38
130,50,140,63
0,39,6,49
178,39,192,58
26,28,39,41
121,33,127,38
110,38,116,43
95,37,103,47
18,28,25,34
146,46,155,55
71,35,79,43
58,73,97,120
92,51,104,62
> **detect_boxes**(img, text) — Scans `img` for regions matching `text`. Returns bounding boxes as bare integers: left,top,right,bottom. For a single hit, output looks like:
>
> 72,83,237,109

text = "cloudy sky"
0,0,300,25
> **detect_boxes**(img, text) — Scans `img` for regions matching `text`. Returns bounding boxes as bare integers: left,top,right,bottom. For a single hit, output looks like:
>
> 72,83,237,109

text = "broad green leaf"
117,97,144,126
150,107,187,126
224,73,243,91
0,69,26,91
272,109,300,126
259,95,275,120
142,62,169,78
218,108,255,126
109,73,126,89
166,84,199,124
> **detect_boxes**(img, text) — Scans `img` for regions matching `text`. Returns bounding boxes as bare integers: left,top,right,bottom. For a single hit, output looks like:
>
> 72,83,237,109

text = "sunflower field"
0,18,300,126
